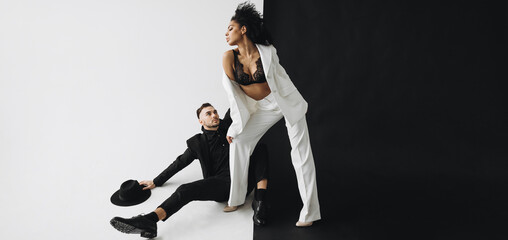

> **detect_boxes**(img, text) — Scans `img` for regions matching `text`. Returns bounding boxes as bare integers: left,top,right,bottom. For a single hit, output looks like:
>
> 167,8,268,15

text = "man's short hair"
196,103,213,119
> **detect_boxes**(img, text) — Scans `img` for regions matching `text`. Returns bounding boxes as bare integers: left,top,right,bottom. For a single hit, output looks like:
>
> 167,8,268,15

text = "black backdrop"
256,1,508,239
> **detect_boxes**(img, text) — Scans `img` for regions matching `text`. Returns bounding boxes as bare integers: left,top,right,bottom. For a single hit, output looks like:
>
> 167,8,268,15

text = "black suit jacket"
153,110,232,187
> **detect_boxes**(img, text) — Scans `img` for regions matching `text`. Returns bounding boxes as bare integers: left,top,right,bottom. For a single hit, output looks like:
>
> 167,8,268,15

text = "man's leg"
157,176,229,221
247,143,270,226
247,143,269,195
153,208,166,221
110,177,229,238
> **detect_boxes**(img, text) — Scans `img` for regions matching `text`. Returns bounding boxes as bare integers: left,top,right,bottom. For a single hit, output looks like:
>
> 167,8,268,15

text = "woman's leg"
286,116,321,223
228,108,283,207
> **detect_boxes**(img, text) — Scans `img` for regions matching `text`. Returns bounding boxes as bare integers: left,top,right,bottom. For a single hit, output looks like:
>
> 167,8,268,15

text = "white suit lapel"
256,44,272,76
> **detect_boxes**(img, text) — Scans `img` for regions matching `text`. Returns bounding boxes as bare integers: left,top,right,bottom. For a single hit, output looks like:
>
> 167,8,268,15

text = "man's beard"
206,121,220,128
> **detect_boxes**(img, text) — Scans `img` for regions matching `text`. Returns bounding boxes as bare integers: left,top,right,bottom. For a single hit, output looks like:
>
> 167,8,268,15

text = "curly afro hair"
231,1,272,45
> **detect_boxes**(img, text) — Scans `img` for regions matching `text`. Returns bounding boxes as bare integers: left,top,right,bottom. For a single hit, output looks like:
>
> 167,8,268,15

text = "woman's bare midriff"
240,82,271,101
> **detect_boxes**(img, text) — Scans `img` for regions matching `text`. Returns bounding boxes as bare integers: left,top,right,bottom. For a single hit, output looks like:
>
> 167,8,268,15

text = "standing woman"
222,2,320,226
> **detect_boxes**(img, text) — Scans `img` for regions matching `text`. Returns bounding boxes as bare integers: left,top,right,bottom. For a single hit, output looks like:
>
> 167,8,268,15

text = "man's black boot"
110,214,157,238
252,199,267,226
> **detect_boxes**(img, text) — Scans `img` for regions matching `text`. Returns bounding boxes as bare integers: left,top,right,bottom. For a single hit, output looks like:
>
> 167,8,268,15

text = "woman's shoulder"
223,48,238,56
222,48,237,63
222,49,237,77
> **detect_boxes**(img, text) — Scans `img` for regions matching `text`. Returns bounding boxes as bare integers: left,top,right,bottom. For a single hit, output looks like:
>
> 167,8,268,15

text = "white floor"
0,158,254,240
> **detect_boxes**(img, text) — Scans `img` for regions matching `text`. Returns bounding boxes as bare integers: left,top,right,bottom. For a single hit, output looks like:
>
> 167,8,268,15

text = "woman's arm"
223,50,237,143
222,50,236,81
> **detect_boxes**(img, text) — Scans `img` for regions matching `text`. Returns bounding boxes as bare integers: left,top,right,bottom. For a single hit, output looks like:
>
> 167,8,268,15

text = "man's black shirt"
203,127,230,177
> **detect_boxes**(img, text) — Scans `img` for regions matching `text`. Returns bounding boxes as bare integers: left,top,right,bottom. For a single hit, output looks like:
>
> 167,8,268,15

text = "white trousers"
228,93,321,222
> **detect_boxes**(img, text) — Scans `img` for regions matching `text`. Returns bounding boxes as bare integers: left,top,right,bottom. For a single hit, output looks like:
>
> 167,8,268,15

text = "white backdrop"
0,0,263,239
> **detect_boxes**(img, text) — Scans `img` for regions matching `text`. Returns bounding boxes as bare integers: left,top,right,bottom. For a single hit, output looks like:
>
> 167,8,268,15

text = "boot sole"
110,218,157,238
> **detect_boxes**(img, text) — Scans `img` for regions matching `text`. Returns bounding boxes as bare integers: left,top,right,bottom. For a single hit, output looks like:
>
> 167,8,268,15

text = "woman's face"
225,20,244,46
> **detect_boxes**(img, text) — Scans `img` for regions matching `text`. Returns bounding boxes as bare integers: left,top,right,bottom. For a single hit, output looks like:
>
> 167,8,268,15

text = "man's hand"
139,180,156,190
227,136,234,144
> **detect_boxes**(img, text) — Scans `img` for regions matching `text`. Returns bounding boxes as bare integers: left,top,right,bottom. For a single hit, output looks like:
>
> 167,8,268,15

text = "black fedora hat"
111,179,151,206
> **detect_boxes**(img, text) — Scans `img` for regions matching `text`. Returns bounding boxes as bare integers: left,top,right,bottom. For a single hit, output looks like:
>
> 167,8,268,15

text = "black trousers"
158,144,268,221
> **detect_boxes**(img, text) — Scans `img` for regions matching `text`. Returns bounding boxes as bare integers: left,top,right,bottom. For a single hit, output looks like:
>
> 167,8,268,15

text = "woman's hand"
139,180,156,190
227,136,234,144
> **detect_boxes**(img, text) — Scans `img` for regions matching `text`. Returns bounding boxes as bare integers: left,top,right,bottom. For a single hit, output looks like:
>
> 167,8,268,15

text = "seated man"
110,103,268,238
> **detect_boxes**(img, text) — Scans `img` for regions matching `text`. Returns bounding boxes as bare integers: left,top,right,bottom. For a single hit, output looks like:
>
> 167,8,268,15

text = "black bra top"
232,49,267,86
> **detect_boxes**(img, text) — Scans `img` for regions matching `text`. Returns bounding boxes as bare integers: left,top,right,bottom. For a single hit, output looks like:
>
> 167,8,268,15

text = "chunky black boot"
252,199,267,226
110,215,157,238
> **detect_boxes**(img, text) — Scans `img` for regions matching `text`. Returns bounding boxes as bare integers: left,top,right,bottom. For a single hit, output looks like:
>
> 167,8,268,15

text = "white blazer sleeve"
222,72,253,138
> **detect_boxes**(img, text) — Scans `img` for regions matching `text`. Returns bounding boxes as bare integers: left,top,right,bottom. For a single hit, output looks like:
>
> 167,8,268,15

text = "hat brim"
110,188,151,207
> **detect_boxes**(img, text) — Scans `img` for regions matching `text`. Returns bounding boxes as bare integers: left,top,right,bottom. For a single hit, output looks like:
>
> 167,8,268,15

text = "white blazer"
222,44,308,138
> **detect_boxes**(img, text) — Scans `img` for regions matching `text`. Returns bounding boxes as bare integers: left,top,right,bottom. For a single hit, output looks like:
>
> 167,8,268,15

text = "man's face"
199,106,220,129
